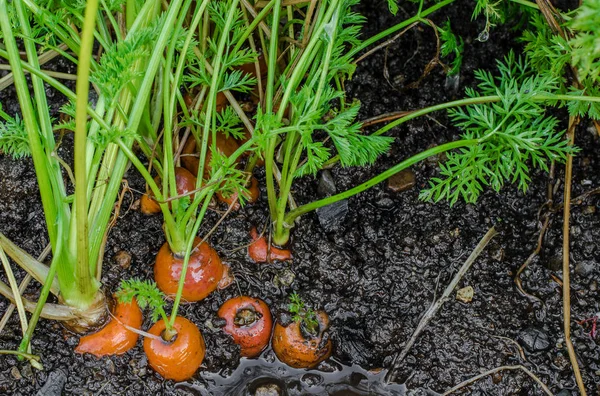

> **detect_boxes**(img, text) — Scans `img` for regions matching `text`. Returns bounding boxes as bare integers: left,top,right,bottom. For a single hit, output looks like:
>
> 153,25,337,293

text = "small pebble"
10,366,21,380
316,200,348,232
35,369,67,396
492,372,502,384
387,169,416,193
456,286,474,303
318,170,337,197
518,327,550,352
113,250,132,270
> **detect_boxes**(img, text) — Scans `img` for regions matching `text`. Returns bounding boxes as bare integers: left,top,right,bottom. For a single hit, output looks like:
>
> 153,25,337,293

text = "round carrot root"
154,237,224,302
144,316,205,381
139,167,196,215
217,296,272,357
75,297,143,357
216,176,260,210
140,193,161,215
181,133,240,179
248,227,292,263
272,310,332,369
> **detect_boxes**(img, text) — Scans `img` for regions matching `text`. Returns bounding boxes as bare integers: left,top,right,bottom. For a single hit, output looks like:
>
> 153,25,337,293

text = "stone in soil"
35,369,67,396
518,327,550,352
387,169,416,193
318,170,337,197
316,200,348,232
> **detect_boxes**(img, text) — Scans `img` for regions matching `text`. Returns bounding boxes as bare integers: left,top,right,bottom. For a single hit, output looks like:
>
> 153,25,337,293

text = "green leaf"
422,53,574,205
116,279,166,323
387,0,399,15
0,115,30,159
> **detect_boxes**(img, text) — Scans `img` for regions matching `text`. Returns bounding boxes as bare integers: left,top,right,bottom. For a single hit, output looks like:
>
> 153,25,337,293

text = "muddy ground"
0,0,598,395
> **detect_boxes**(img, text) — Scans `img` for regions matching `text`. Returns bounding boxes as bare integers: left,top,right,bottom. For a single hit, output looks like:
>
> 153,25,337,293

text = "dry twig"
385,226,498,383
562,117,587,395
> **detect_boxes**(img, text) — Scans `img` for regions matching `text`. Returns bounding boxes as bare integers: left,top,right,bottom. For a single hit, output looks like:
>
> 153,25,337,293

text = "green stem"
264,0,282,222
279,139,479,244
349,0,456,58
372,96,500,136
72,0,102,307
167,194,213,329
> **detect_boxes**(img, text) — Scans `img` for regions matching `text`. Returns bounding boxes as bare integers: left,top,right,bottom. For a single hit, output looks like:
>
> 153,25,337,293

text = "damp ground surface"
0,1,599,395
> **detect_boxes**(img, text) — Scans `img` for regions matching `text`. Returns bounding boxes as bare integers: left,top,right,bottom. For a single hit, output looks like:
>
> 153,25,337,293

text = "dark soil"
0,1,599,395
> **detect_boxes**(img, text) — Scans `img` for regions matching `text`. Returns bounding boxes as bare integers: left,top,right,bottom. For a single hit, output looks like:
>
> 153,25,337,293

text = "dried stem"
385,226,498,382
562,117,587,395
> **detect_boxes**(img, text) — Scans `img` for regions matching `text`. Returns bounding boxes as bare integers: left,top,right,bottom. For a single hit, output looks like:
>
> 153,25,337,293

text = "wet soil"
0,0,599,395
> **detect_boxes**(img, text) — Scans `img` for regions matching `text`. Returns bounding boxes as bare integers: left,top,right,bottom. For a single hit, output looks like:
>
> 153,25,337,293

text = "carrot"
139,167,196,215
271,310,332,369
217,296,272,357
154,237,224,301
75,296,143,357
144,316,205,381
181,133,241,179
248,227,292,263
140,192,161,215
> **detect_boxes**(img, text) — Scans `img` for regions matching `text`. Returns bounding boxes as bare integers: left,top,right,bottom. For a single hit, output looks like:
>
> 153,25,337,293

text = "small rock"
113,250,132,270
518,328,550,352
456,286,474,303
318,170,336,197
387,169,416,193
254,383,282,396
492,372,502,384
35,369,67,396
590,280,597,291
575,261,595,277
10,366,21,380
316,200,348,232
106,359,116,374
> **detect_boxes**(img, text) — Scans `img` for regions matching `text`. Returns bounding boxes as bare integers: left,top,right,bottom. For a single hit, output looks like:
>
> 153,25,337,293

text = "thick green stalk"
71,0,101,307
264,0,282,223
196,0,242,192
166,194,213,331
88,0,183,265
274,1,341,244
275,139,479,245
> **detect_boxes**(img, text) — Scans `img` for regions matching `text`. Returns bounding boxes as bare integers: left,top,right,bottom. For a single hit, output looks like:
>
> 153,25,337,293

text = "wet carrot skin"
144,316,205,381
218,296,272,357
75,297,143,357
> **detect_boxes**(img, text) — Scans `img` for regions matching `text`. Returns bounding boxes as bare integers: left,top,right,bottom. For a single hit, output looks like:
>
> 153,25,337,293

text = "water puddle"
177,352,406,396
